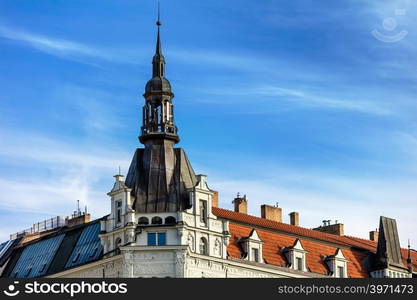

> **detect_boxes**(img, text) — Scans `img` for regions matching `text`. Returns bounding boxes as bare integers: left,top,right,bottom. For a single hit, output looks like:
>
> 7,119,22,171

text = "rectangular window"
252,248,259,262
147,232,166,246
147,232,157,246
337,266,345,278
199,200,207,225
116,201,122,224
296,257,303,271
117,209,121,223
157,232,166,246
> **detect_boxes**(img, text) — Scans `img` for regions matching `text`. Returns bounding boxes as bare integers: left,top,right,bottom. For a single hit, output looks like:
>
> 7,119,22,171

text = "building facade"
0,17,416,279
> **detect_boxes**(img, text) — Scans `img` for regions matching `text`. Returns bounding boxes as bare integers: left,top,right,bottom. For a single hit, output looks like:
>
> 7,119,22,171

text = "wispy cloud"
195,84,393,116
0,24,146,65
207,165,417,247
255,86,393,115
0,128,131,240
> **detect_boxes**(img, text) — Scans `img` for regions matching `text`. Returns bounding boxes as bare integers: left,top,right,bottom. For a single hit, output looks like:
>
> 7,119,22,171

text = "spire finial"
407,239,412,263
156,1,161,27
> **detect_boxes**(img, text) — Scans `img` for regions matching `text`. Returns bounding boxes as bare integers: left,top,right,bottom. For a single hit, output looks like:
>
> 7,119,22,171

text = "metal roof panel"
10,234,64,278
65,222,103,269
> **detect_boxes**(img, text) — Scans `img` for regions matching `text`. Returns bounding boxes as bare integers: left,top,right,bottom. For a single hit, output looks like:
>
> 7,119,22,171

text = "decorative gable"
237,229,264,263
282,239,308,272
324,248,349,277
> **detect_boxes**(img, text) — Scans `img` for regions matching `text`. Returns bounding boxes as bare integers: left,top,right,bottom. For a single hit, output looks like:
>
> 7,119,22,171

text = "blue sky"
0,0,416,247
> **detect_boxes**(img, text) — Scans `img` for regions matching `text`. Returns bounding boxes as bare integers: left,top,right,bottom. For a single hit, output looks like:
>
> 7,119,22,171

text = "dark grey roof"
145,76,172,94
125,142,197,213
2,219,104,278
0,238,22,268
374,216,405,270
65,222,102,269
9,235,64,278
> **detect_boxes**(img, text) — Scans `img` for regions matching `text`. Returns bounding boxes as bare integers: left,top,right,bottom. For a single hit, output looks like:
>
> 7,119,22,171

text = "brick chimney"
261,204,282,222
313,221,344,236
211,190,219,208
369,230,379,242
233,193,247,214
67,213,91,227
289,212,299,226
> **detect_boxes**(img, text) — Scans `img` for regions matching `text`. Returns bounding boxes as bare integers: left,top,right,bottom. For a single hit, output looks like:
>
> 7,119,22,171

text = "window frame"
199,200,207,225
199,237,208,255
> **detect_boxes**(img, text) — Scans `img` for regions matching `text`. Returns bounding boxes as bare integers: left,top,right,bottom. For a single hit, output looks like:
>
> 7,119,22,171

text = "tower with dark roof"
125,9,197,213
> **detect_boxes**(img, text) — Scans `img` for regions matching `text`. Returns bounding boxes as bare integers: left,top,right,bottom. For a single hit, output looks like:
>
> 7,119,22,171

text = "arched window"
151,216,163,225
165,216,176,225
138,217,149,225
199,237,208,255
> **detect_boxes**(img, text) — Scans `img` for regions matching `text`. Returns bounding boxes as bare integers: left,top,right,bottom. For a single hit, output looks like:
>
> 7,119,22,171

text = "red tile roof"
212,207,417,277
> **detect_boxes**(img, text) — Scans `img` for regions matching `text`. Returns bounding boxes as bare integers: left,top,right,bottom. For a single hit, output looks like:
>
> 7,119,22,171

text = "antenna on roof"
118,166,121,176
77,200,80,216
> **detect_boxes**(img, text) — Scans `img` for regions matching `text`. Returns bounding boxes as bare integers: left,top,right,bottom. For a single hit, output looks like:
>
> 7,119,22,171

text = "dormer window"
282,239,308,272
237,229,264,263
324,248,349,278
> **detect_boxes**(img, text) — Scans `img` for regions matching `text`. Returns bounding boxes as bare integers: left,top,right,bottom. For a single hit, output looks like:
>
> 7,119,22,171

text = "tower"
125,9,197,213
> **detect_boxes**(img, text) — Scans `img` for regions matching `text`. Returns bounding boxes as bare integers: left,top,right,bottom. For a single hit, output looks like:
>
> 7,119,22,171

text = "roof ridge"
212,207,375,251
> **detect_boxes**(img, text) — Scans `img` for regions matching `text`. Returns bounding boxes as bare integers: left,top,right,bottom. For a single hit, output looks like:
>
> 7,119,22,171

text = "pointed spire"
152,1,165,77
155,1,162,55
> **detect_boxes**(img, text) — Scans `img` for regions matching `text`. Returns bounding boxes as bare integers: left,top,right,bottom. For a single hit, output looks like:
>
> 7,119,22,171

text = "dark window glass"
165,216,176,225
148,233,157,246
252,248,259,262
158,233,166,245
117,209,121,223
138,217,149,225
151,216,163,225
199,200,207,224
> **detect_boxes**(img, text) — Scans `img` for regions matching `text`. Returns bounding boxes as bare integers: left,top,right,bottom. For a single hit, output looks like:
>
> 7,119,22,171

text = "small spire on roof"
407,239,412,265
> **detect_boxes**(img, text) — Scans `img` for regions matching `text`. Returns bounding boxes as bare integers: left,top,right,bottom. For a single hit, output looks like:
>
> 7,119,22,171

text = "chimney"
369,230,379,242
232,193,247,214
313,221,344,236
211,190,219,208
67,213,91,227
289,212,299,226
261,204,282,223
